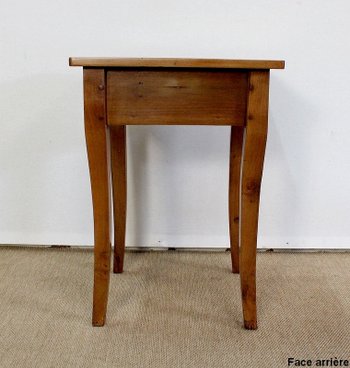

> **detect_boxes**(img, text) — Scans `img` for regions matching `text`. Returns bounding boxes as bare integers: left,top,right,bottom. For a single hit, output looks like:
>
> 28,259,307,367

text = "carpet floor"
0,246,349,368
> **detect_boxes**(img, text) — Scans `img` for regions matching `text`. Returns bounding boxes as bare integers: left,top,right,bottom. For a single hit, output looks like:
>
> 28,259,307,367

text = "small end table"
69,57,285,329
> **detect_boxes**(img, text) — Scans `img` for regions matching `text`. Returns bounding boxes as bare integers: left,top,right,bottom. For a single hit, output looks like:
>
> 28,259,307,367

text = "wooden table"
69,57,285,329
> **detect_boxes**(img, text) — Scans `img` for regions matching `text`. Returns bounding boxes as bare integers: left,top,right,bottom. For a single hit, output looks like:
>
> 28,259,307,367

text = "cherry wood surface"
240,71,270,329
107,70,248,126
83,69,111,327
70,57,284,69
75,58,284,329
228,126,244,274
110,126,127,274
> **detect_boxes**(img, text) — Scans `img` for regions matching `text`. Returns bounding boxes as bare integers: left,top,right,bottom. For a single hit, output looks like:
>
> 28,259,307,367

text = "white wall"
1,0,350,249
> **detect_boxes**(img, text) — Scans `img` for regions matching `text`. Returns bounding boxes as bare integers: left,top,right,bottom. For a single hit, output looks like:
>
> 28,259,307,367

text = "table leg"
84,68,111,326
229,126,244,273
240,71,269,330
110,126,127,273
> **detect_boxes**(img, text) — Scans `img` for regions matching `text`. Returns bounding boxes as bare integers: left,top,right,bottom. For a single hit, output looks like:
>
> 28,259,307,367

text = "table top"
69,57,285,69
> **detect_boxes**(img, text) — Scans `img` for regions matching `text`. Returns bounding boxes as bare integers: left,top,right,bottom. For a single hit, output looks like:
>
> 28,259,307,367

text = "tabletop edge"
69,57,285,69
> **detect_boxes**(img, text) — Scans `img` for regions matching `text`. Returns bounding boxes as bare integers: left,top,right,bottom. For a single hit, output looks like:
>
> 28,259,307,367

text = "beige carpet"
0,247,349,368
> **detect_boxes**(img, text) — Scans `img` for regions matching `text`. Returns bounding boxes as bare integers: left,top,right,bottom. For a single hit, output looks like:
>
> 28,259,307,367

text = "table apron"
106,69,248,126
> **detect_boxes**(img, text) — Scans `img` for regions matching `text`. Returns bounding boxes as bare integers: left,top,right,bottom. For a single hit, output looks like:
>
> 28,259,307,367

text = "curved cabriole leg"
84,68,111,327
110,126,127,274
229,126,244,273
240,71,270,330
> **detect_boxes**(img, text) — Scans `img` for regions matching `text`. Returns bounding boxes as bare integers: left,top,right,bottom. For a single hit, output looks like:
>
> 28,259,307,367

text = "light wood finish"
107,70,248,126
73,57,284,329
229,126,244,273
240,71,270,330
110,126,127,274
70,57,285,69
83,68,111,327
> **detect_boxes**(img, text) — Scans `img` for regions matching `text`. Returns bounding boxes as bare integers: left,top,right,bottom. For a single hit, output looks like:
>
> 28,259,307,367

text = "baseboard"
1,244,350,252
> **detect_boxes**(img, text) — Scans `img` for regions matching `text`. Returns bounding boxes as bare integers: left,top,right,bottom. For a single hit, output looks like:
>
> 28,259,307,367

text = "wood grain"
83,68,111,327
70,57,285,69
107,70,248,125
240,71,270,330
110,126,127,274
229,126,244,274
